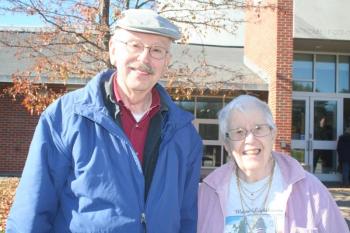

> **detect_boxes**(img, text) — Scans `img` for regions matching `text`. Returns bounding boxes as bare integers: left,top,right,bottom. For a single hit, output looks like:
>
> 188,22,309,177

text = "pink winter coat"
197,152,349,233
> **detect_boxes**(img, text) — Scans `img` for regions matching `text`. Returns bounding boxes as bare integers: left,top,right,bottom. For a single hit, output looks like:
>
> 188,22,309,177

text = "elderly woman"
198,95,349,233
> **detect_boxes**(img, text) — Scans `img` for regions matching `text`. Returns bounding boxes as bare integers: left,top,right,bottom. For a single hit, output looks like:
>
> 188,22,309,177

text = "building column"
244,0,293,153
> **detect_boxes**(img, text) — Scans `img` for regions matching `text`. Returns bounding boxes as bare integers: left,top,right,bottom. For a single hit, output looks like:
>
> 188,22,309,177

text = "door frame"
291,96,310,168
292,94,343,181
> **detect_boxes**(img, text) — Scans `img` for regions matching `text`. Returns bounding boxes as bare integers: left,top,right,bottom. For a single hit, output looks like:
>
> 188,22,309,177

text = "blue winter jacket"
6,70,203,233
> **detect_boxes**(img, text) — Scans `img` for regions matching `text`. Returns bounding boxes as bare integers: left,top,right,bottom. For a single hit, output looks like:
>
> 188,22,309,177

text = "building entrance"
291,96,342,181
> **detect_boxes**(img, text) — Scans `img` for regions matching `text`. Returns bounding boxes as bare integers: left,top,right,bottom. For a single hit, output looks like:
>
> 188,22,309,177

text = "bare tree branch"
0,0,273,114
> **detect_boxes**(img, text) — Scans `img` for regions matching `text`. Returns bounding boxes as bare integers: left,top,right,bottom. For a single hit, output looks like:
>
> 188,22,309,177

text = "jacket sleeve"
179,135,203,233
197,182,221,233
197,183,207,233
6,112,71,233
314,181,350,232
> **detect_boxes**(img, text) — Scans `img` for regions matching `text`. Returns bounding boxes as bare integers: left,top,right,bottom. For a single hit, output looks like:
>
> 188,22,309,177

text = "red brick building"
244,0,293,153
0,90,39,174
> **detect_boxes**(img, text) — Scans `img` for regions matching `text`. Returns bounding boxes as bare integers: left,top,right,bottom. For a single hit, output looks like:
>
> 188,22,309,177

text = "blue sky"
0,0,146,28
0,12,44,27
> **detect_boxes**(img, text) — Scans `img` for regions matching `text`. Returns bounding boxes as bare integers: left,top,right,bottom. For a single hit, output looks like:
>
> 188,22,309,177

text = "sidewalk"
328,185,350,229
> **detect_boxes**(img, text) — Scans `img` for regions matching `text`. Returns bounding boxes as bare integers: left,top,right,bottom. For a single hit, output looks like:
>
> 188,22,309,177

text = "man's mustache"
128,62,154,75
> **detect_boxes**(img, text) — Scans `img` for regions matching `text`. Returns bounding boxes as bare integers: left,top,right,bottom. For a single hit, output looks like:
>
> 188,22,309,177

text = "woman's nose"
244,131,256,142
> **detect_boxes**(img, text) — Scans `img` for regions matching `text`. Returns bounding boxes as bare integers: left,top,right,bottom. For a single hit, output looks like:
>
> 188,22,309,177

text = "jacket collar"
72,69,194,133
202,152,307,216
272,151,306,185
202,162,234,218
203,152,306,190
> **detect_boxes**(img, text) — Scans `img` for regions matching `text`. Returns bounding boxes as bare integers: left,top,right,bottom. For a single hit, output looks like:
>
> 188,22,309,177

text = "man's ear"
109,39,116,66
165,53,172,67
161,54,171,75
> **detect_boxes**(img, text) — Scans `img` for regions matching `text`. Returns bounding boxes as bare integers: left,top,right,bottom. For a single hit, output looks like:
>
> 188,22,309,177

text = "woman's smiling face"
225,107,276,176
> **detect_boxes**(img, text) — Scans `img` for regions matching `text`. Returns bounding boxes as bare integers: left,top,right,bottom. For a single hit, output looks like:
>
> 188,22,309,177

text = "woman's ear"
224,141,230,153
272,128,277,141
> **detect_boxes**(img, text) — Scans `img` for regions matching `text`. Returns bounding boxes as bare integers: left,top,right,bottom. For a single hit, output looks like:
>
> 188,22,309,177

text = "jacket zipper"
141,212,147,233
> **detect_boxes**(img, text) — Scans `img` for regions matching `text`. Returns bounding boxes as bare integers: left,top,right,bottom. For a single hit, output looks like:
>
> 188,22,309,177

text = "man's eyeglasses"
225,124,272,141
115,39,169,60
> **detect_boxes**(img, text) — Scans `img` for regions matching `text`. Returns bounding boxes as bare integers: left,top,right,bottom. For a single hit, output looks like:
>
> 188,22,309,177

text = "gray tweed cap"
114,9,182,40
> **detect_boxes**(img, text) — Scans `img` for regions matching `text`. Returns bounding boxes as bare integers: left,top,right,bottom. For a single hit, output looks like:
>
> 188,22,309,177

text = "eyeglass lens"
120,40,168,59
226,124,271,141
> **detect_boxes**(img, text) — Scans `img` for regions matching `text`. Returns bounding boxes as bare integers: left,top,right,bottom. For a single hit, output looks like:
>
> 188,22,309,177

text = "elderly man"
7,9,203,233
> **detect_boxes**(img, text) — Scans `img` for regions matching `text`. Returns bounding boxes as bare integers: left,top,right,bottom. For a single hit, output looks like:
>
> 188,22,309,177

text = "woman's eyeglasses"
225,124,272,141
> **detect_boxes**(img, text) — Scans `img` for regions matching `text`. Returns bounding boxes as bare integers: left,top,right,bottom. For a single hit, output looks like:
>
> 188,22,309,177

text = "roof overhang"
294,38,350,54
1,28,268,92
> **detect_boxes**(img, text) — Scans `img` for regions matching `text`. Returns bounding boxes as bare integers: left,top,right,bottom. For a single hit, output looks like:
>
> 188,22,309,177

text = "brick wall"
245,0,293,153
245,0,277,81
0,83,39,175
0,83,69,175
274,0,293,153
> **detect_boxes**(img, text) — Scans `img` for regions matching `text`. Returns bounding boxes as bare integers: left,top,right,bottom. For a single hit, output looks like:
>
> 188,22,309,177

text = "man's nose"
137,47,152,62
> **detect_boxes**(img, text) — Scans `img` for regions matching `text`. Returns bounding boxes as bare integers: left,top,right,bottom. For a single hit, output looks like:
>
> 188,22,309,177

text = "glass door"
292,97,342,181
291,98,310,170
310,97,341,181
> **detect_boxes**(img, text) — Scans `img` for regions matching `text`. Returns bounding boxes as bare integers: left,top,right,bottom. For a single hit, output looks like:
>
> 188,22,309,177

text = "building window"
294,53,350,93
293,54,313,92
315,55,336,93
339,56,350,93
173,98,195,114
199,123,219,140
196,97,222,119
174,96,226,169
202,145,222,167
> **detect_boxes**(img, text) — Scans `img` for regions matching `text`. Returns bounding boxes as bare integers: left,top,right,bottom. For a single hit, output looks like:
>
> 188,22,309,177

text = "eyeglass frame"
114,39,169,60
225,124,273,141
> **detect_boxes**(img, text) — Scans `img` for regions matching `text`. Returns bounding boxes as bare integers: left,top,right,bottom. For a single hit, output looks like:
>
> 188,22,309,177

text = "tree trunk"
99,0,112,68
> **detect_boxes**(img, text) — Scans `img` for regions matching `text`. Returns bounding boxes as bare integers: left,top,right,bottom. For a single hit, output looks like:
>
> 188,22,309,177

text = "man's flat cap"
114,9,181,40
